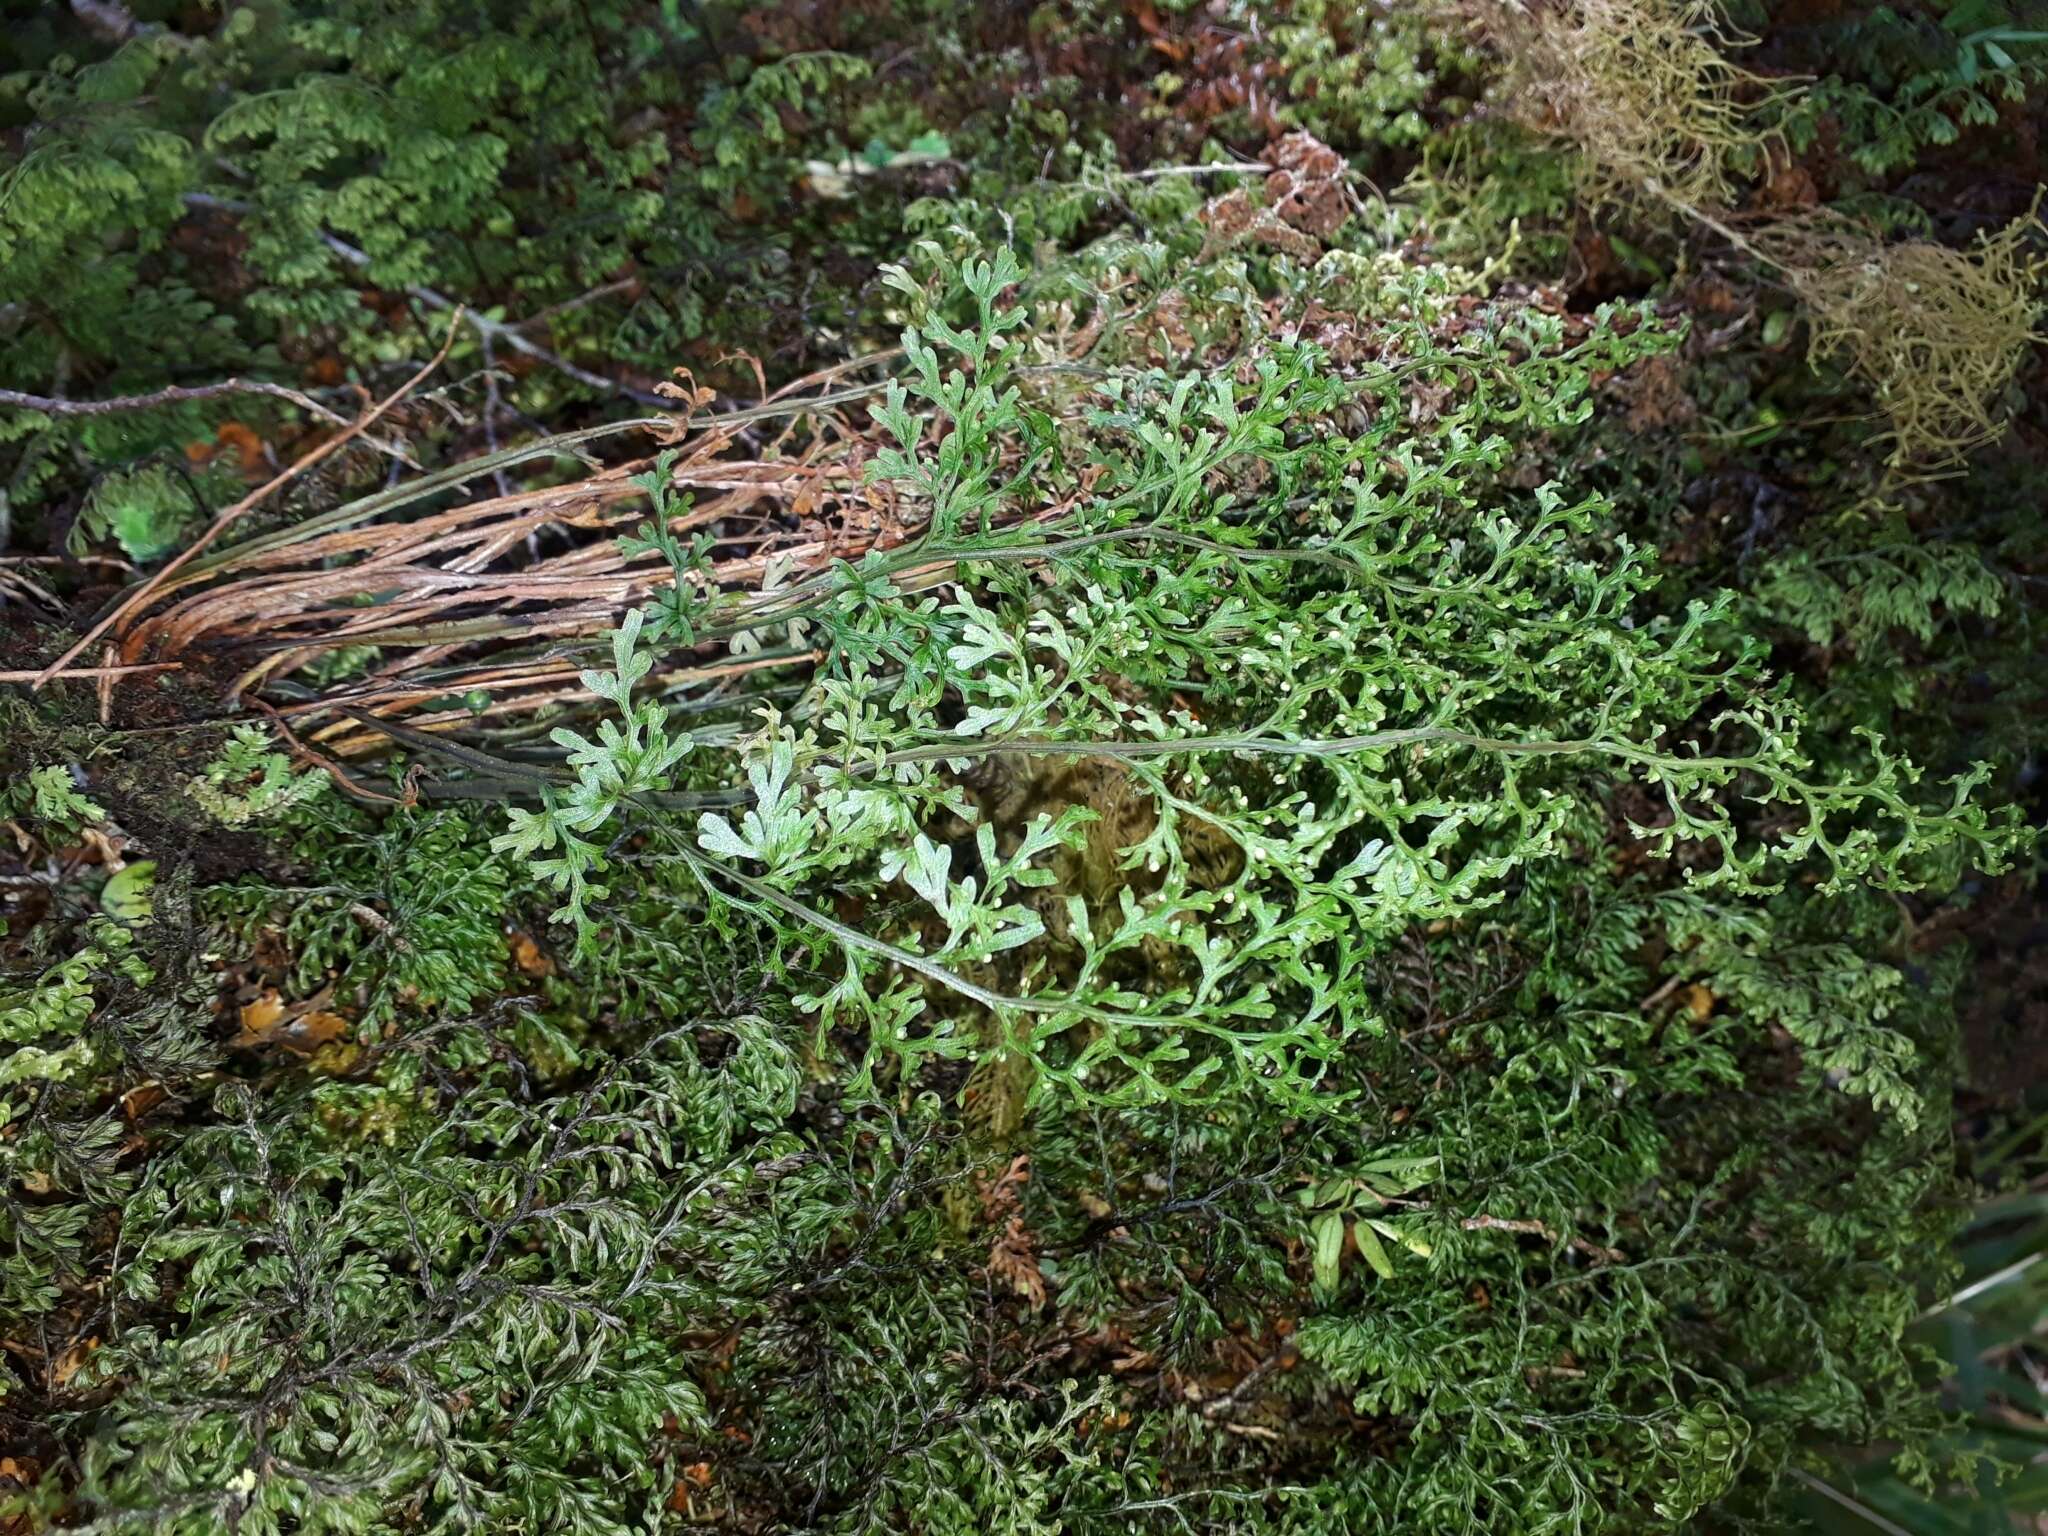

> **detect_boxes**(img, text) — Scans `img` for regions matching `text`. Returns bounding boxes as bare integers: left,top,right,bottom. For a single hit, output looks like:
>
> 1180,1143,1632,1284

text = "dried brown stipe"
90,341,1113,757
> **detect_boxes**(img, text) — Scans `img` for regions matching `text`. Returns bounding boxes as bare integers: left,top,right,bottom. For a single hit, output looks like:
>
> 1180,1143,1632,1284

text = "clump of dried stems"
75,350,1076,763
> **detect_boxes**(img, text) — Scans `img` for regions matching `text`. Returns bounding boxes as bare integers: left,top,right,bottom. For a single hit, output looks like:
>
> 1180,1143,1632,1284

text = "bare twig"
8,379,344,425
1461,1214,1626,1266
243,694,413,807
477,334,515,502
1919,1250,2045,1319
98,645,117,725
1,379,421,468
182,194,666,405
1127,160,1264,179
1788,1470,1917,1536
0,662,180,683
509,277,642,333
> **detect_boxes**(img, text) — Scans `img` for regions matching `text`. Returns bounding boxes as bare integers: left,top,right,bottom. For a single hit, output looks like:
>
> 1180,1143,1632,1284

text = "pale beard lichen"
1755,205,2047,467
1493,0,2045,468
1492,0,1792,213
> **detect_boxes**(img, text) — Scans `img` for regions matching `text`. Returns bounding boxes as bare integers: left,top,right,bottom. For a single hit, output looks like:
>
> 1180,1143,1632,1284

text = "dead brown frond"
35,309,468,688
1754,205,2047,466
977,1153,1049,1308
1494,0,1793,211
130,424,884,752
1197,131,1355,262
90,349,1080,754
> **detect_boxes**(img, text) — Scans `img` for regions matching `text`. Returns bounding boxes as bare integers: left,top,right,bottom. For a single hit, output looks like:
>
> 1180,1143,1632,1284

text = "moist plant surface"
3,4,2048,1534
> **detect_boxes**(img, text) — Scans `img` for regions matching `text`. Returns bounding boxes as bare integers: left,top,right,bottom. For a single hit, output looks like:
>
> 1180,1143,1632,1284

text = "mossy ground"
4,3,2048,1533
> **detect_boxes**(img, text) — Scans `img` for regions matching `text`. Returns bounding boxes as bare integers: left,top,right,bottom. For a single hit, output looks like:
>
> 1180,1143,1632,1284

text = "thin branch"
863,726,1596,773
1,379,421,468
672,835,1211,1032
183,194,667,405
1126,160,1264,179
7,379,344,425
244,694,413,807
0,662,180,683
1920,1250,2045,1319
1788,1470,1918,1536
509,277,642,333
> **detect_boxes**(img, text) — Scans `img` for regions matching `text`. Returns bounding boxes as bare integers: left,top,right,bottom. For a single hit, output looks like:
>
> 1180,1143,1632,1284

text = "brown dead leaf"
81,826,128,870
1760,156,1821,211
508,931,554,978
979,1152,1032,1223
120,1081,166,1120
234,990,353,1053
1199,186,1321,262
49,1336,97,1389
655,369,717,412
295,1012,353,1048
237,991,287,1040
1610,353,1697,434
1263,131,1350,239
215,420,266,475
978,1154,1048,1307
668,1462,715,1509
